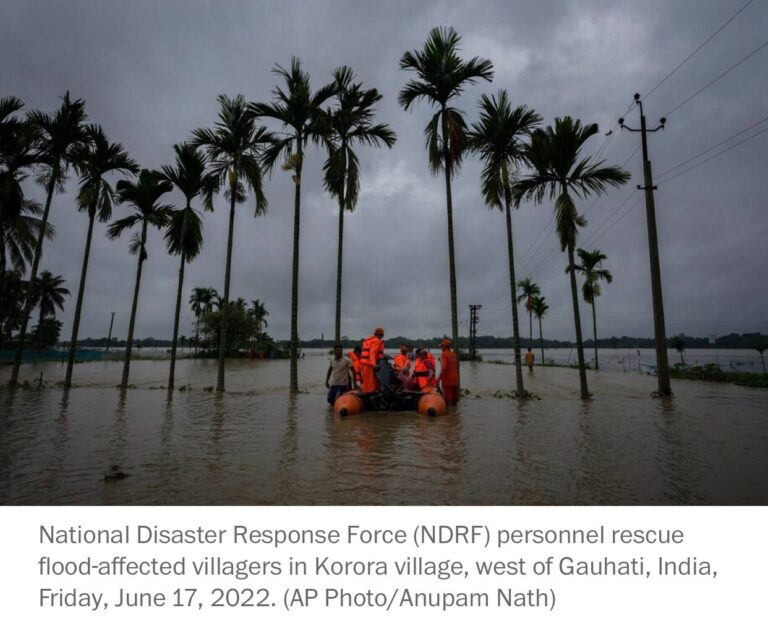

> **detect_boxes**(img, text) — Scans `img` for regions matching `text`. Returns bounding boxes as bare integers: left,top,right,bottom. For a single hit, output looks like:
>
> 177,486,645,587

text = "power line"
656,125,768,186
655,114,768,179
643,0,757,100
622,143,641,167
663,37,768,118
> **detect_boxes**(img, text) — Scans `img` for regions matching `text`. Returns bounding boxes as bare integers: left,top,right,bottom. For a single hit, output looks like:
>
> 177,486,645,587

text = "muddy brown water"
1,351,767,505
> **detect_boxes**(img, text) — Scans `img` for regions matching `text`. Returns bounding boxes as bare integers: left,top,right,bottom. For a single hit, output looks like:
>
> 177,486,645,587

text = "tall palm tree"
571,248,613,370
64,125,138,387
530,295,549,367
514,117,629,399
160,143,218,390
466,90,540,397
323,66,396,344
1,105,46,350
10,92,88,384
192,95,272,392
250,58,337,393
107,169,172,389
189,286,218,352
399,26,494,375
516,277,540,347
31,270,69,325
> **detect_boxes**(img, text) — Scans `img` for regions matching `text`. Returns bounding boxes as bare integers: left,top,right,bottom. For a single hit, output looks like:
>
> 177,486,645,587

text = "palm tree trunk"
10,178,56,384
334,149,346,345
289,138,303,394
64,209,97,387
217,184,237,392
567,244,590,399
441,111,460,383
538,317,545,367
168,205,189,391
760,351,765,373
529,306,533,348
503,189,525,397
194,316,199,355
121,219,148,390
592,300,599,370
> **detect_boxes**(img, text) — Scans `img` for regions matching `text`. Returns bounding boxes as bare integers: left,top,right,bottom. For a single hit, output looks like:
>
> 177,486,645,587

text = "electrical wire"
663,37,768,118
655,114,768,178
643,0,757,100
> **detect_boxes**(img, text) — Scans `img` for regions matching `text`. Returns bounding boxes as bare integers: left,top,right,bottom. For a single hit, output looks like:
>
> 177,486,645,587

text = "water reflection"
0,354,767,505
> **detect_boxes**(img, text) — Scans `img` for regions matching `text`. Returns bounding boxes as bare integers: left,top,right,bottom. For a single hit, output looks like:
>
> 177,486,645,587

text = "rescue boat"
334,389,447,417
333,358,448,417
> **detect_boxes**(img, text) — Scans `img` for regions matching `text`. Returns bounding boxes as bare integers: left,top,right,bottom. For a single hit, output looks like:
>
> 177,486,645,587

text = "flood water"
1,350,767,505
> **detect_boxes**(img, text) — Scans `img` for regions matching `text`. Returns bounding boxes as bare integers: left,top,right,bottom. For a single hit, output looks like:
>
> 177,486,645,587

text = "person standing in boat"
360,327,386,392
326,344,355,405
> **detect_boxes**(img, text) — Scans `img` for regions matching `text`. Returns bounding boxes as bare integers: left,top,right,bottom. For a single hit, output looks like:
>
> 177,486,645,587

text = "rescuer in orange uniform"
347,345,363,386
393,345,411,375
437,338,460,405
411,348,436,392
360,327,385,393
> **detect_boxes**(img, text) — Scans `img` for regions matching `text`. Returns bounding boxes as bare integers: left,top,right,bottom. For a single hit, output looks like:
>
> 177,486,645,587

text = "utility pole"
468,304,482,360
619,93,672,396
105,312,115,353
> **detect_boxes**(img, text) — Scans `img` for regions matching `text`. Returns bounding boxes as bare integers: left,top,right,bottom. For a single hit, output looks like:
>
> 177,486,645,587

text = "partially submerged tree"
11,92,88,384
515,117,629,399
107,169,172,389
64,125,138,387
160,142,218,390
467,90,540,397
192,95,272,392
323,66,396,344
571,248,613,370
399,26,494,381
251,58,336,393
530,295,549,367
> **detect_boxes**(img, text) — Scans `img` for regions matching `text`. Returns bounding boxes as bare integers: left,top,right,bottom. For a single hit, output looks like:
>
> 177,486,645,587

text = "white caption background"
0,506,764,633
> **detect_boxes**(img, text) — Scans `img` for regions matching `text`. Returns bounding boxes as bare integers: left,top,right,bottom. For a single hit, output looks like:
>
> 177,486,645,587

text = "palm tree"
530,295,549,366
571,248,613,370
516,277,540,347
250,58,337,393
514,117,630,399
1,105,48,352
399,26,494,375
10,92,88,384
466,90,540,397
31,270,69,325
189,286,218,352
160,143,218,390
672,335,686,366
64,125,138,387
249,299,269,335
107,169,172,389
322,66,396,344
192,95,272,392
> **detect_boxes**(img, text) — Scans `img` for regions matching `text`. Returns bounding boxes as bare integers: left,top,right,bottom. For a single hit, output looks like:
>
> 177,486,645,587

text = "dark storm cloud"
2,0,766,342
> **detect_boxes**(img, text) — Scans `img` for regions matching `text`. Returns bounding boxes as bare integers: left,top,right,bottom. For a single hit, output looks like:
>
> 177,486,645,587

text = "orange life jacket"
413,357,434,390
393,353,411,373
347,351,362,382
361,336,384,366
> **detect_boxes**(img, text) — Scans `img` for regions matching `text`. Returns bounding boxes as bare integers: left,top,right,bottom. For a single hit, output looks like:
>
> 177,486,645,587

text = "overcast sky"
2,0,767,343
